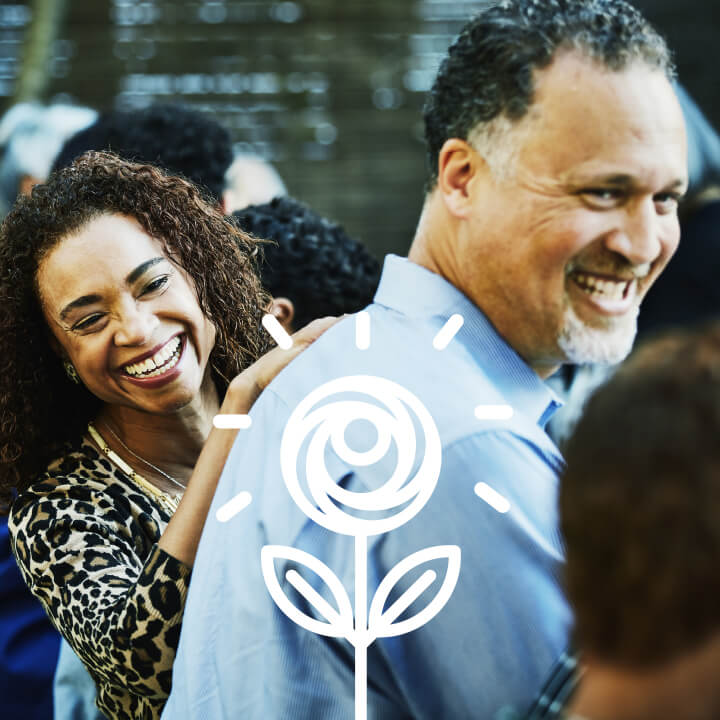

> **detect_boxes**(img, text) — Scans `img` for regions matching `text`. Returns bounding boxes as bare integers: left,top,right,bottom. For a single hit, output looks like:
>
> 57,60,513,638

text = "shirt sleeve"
9,480,192,701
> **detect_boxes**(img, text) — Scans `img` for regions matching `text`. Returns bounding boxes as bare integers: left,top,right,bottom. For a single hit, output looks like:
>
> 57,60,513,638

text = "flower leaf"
261,545,355,640
368,545,461,640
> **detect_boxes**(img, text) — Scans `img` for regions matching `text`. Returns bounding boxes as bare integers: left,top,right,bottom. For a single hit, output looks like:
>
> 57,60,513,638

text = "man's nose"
604,199,664,268
113,302,159,346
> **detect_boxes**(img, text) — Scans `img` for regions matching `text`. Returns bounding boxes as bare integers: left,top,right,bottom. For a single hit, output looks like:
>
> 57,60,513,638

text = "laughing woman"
0,152,333,720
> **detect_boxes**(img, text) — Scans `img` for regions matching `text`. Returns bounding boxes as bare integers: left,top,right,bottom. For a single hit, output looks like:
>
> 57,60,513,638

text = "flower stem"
354,533,368,720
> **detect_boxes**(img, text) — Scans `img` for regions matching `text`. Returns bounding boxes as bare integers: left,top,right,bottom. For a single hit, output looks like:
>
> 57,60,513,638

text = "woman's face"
37,213,217,415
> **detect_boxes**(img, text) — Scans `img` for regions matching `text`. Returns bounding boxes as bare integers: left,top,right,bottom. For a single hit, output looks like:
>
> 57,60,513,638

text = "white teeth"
573,273,629,302
123,336,182,377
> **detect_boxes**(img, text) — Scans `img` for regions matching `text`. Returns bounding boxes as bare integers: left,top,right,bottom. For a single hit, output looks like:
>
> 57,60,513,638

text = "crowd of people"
1,1,719,719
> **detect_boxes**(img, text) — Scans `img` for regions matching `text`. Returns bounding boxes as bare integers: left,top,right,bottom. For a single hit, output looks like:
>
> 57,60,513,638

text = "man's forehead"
517,52,687,182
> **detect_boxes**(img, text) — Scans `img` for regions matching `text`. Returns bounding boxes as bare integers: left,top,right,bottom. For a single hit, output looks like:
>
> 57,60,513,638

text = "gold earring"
63,360,80,384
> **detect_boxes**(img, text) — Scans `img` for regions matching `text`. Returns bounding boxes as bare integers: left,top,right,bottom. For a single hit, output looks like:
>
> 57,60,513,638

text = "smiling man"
165,2,687,718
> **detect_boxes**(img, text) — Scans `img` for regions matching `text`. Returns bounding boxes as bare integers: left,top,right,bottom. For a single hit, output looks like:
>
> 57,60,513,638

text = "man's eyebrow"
573,174,688,191
59,294,102,322
125,257,165,285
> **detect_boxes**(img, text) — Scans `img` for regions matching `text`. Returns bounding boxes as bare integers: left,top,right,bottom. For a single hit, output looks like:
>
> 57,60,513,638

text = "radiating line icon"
474,482,510,514
355,311,370,350
212,414,252,429
433,314,464,350
262,313,293,349
216,490,253,522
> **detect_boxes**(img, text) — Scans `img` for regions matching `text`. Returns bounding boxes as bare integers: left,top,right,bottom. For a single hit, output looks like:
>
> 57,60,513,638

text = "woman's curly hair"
0,151,271,512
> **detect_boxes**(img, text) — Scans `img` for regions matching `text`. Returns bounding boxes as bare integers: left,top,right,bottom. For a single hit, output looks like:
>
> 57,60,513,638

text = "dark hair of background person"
560,323,720,667
423,0,674,189
52,104,233,202
232,196,381,330
0,151,271,512
635,84,720,341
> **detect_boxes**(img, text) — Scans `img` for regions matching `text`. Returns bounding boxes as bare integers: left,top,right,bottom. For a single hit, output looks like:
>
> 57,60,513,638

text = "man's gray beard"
557,300,638,365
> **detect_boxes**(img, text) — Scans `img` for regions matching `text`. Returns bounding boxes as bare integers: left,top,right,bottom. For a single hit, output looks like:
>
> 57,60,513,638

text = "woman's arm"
158,316,338,566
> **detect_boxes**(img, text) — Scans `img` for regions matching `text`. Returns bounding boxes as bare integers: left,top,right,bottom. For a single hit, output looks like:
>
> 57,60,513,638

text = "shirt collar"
373,255,562,428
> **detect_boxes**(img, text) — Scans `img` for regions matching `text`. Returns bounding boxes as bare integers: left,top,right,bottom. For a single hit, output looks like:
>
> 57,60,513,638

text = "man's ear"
436,138,486,219
269,297,295,334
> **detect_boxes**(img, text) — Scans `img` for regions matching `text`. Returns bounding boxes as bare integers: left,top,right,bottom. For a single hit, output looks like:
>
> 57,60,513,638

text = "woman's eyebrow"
125,257,165,285
60,294,102,322
59,257,167,322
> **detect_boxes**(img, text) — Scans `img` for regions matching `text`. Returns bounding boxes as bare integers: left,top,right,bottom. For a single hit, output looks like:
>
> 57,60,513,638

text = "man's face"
458,53,688,375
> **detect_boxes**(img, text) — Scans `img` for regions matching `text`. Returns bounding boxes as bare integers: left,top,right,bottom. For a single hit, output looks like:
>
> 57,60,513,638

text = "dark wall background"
2,0,719,259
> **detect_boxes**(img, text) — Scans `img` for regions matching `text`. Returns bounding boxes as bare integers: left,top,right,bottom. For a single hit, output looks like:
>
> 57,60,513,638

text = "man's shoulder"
266,307,503,420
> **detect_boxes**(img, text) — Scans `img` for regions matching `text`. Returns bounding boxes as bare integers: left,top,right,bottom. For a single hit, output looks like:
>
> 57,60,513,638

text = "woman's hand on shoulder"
225,315,341,412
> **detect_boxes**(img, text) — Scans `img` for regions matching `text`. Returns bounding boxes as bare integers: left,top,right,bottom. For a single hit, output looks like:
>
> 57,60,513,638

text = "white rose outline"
280,375,442,536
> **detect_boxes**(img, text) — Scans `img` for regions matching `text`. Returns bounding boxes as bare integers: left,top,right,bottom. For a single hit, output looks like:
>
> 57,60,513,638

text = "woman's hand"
225,315,341,412
159,315,340,567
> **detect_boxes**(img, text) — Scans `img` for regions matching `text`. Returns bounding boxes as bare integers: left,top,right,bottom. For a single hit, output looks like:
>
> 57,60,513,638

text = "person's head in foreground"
0,150,269,512
412,0,688,377
561,323,720,719
233,196,381,333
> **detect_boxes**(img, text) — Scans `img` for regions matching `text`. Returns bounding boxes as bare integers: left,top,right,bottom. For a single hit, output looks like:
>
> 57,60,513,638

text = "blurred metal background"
1,0,718,258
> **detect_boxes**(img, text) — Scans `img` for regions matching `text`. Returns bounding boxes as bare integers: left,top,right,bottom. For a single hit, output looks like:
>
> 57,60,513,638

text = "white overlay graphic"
215,490,253,522
355,311,371,350
433,313,464,350
262,375,461,720
212,414,252,429
474,482,511,514
474,404,514,421
262,313,293,349
210,313,518,717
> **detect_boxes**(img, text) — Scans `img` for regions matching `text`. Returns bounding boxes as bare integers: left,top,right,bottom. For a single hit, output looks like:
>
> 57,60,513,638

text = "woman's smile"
118,333,187,388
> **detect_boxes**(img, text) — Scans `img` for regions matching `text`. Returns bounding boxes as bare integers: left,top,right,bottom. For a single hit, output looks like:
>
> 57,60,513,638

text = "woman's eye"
141,275,169,295
72,314,104,332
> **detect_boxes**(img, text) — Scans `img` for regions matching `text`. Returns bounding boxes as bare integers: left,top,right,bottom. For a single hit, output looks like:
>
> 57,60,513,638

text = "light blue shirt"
165,255,571,720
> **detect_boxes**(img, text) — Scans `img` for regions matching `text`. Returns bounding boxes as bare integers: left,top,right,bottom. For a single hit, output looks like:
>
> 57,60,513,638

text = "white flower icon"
262,375,460,720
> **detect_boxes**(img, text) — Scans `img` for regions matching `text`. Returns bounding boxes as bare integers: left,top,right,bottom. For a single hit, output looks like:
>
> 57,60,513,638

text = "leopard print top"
9,434,192,720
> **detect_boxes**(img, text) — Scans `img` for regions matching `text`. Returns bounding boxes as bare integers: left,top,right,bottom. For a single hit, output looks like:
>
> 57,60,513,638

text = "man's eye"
141,275,169,295
583,188,621,203
72,314,104,332
654,193,682,214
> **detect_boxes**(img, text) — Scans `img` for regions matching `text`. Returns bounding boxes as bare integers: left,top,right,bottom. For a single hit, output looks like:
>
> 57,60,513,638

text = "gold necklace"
101,420,186,492
87,423,181,516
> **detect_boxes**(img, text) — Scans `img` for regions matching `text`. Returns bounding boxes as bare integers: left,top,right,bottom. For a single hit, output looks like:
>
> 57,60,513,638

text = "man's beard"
557,296,639,365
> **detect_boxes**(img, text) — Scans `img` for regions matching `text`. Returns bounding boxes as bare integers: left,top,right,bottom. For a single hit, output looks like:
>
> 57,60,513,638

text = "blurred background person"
0,99,97,720
223,152,287,213
0,102,96,217
233,195,381,333
557,324,720,719
53,103,289,216
52,103,233,206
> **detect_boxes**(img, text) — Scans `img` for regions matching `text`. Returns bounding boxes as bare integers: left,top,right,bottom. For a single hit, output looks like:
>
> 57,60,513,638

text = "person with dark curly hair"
233,196,381,333
166,2,687,719
0,151,334,720
552,324,720,719
52,104,233,204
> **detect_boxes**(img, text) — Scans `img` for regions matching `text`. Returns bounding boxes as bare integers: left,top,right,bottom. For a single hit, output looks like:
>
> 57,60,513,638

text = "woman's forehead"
36,215,168,308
